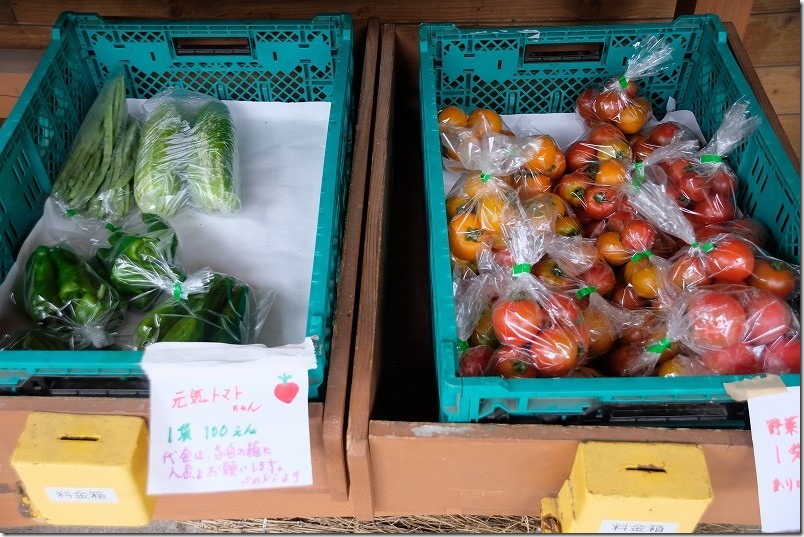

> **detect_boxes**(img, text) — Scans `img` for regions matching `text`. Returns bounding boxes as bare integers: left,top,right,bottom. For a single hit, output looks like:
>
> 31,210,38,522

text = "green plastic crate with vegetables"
419,15,801,423
0,12,354,399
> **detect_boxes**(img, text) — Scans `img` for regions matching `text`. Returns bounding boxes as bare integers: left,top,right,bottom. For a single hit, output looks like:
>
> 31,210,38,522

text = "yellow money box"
541,441,713,533
11,412,155,526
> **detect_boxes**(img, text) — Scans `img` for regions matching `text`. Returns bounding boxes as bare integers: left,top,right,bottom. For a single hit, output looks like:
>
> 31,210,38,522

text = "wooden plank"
778,113,801,159
743,12,801,66
727,22,800,171
752,0,800,14
675,0,755,37
754,65,801,116
0,49,42,106
0,0,15,24
0,25,50,49
346,21,395,522
10,0,676,26
367,421,760,525
321,17,380,504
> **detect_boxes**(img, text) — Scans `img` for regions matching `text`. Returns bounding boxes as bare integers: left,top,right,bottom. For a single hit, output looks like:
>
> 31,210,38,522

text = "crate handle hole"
173,37,251,56
524,42,603,63
59,435,100,442
625,465,666,473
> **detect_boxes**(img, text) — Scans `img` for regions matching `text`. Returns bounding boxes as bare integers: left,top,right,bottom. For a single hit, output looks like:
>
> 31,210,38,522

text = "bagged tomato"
564,124,633,175
696,217,770,249
630,120,700,162
574,286,653,361
454,268,502,377
438,106,514,173
656,355,713,377
626,284,801,376
575,36,675,134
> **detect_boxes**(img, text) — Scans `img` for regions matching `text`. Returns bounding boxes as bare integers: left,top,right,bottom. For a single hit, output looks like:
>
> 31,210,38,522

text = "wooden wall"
0,0,800,156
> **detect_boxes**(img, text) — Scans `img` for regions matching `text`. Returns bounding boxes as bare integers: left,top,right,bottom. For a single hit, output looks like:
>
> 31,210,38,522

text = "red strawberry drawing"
274,374,299,404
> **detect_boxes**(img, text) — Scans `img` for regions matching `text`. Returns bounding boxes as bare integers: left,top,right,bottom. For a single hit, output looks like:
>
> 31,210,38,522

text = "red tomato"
587,124,627,145
700,343,760,375
742,291,793,346
665,182,692,209
606,344,651,376
674,172,707,203
761,336,801,374
661,159,694,184
611,284,649,310
620,219,657,253
529,327,579,376
542,291,581,326
490,345,539,378
565,141,597,171
692,195,735,226
648,122,681,146
670,254,712,289
584,185,618,220
746,259,797,300
492,299,545,347
632,138,658,161
594,90,624,122
554,172,590,209
706,237,755,283
576,88,599,124
579,262,616,297
493,248,514,272
686,291,747,349
604,210,634,233
459,345,494,376
709,168,737,196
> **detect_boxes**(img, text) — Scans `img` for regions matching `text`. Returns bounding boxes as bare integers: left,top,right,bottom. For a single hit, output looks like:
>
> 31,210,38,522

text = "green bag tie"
576,286,597,299
173,281,183,301
631,250,653,262
700,154,723,163
690,240,714,253
646,337,672,354
457,339,469,352
65,209,76,218
512,263,531,277
632,162,645,190
105,223,123,232
617,74,629,89
480,172,492,183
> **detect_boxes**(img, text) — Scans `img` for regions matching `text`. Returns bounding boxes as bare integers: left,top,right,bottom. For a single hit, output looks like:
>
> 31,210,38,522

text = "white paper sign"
599,520,680,533
141,340,317,495
45,487,119,503
747,386,801,533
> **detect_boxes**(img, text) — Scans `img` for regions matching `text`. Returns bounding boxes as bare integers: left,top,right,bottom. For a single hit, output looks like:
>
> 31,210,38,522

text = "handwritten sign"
141,340,316,494
599,520,680,533
747,386,801,533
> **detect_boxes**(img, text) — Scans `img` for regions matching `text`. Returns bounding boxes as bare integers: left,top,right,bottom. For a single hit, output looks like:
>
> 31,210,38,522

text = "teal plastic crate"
0,12,354,399
419,15,801,422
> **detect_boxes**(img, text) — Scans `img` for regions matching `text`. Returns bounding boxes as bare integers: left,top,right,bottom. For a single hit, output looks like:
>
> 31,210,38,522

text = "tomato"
584,185,618,220
438,105,468,127
632,138,658,162
467,108,504,134
492,299,545,346
746,259,797,299
555,215,583,237
665,182,692,209
651,231,681,259
670,254,712,289
692,195,735,226
686,291,747,349
611,284,649,310
615,102,647,134
530,193,567,218
469,310,500,349
621,79,638,98
515,172,552,202
705,237,755,283
529,326,579,376
565,141,597,171
542,291,582,325
523,135,562,177
606,344,651,376
579,262,616,297
588,124,627,145
709,168,737,196
596,138,632,162
449,213,487,261
477,195,507,235
492,247,514,272
459,345,494,376
595,159,629,186
555,172,590,209
583,308,617,356
620,219,657,252
461,172,493,199
648,122,681,146
625,259,663,300
446,195,470,220
594,90,624,122
661,159,694,184
596,231,631,266
700,343,760,375
673,172,707,203
533,259,575,292
604,210,634,233
490,345,539,378
761,336,801,374
658,356,711,377
742,291,793,346
576,88,599,124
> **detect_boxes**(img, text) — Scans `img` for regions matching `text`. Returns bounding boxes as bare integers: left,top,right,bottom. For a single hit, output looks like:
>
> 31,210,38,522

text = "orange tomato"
555,215,583,237
523,136,565,178
596,138,632,161
528,193,567,218
462,172,493,199
467,108,504,134
615,101,648,134
628,263,663,300
584,308,617,357
446,195,470,220
438,105,468,127
515,172,552,201
448,213,487,261
669,254,712,289
596,231,631,266
595,159,629,186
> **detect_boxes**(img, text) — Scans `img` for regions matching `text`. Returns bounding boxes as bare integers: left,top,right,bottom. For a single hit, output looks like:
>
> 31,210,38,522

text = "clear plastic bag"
575,289,652,362
438,106,515,172
631,121,700,162
574,36,675,133
134,272,275,348
51,71,136,221
454,268,501,377
0,327,126,351
134,88,241,217
11,242,125,348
